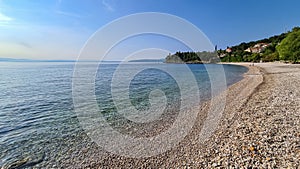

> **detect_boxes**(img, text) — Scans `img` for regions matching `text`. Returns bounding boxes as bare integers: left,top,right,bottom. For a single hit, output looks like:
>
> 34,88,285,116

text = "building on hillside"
219,53,226,58
226,47,232,53
245,43,270,53
244,48,252,53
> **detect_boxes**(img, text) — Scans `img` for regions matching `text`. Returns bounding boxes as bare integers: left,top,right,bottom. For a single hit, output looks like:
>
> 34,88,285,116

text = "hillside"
165,27,300,64
219,27,300,63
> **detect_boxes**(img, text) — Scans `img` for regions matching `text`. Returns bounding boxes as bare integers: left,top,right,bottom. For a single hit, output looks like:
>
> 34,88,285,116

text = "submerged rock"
3,152,45,169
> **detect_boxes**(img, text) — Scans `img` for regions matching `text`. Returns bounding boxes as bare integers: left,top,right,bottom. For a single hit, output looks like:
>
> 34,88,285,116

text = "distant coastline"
0,57,77,62
0,58,121,63
128,59,165,63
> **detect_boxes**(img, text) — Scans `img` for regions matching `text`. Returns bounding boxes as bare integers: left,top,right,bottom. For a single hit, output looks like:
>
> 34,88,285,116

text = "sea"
0,62,248,168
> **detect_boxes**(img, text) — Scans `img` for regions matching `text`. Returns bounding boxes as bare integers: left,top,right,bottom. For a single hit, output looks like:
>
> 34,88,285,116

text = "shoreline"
91,62,299,168
76,63,268,168
4,62,298,168
197,62,300,168
54,63,271,168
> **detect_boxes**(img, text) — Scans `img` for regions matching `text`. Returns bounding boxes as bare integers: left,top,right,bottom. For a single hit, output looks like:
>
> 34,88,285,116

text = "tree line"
165,27,300,64
165,51,219,63
219,27,300,63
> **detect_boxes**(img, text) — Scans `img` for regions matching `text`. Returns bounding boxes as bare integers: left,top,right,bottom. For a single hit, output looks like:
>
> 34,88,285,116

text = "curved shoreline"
0,64,259,169
74,64,266,168
90,63,299,168
58,64,268,168
195,62,300,168
7,63,298,168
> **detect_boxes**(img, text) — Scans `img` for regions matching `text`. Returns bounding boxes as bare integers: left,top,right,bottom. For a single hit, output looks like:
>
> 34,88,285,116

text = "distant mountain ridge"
0,57,76,62
128,59,165,62
0,58,117,62
0,57,166,63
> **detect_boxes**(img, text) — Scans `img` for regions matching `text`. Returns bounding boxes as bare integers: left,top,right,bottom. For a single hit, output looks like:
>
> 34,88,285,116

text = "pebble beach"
2,63,299,169
88,63,300,168
195,63,300,168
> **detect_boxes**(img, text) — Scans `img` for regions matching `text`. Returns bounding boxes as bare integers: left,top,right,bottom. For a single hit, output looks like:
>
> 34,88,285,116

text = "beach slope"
53,63,299,168
195,63,300,168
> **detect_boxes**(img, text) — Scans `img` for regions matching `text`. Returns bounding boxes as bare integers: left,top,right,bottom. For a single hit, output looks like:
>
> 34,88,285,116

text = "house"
219,53,226,58
254,43,270,48
226,47,232,53
245,43,270,53
245,48,252,53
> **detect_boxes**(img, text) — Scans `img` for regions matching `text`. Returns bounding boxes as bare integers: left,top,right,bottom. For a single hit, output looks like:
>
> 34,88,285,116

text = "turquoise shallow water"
0,62,248,167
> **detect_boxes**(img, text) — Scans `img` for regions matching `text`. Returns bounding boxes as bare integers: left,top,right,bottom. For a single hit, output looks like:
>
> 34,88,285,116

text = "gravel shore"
7,63,297,169
49,63,296,169
194,63,300,168
63,63,295,168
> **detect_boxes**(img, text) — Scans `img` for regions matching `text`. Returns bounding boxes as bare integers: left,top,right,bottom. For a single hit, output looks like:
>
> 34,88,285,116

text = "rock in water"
3,157,29,169
3,152,45,169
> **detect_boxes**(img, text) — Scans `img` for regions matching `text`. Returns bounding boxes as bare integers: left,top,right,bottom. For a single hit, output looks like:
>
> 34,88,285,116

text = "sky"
0,0,300,60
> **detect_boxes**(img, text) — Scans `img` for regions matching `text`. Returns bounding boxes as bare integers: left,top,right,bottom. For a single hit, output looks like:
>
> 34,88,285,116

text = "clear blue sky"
0,0,300,60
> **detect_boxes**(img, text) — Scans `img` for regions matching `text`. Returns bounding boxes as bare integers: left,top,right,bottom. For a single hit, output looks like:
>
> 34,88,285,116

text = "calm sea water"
0,62,247,167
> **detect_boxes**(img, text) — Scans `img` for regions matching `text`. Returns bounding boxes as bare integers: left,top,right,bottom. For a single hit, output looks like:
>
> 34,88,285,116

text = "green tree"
276,28,300,63
251,53,262,62
262,45,279,62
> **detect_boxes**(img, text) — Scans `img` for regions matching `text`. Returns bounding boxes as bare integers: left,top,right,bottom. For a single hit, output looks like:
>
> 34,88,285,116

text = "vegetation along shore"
165,27,300,64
